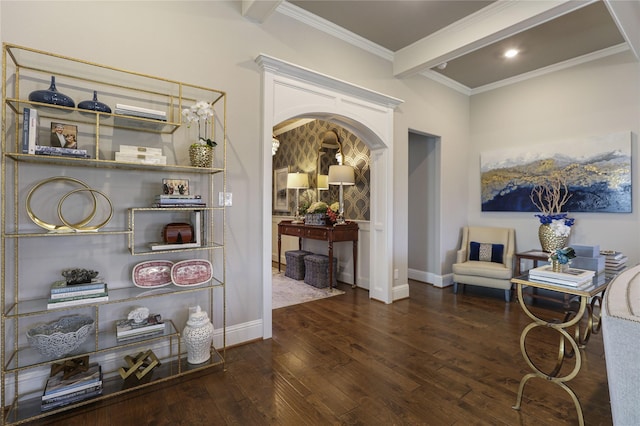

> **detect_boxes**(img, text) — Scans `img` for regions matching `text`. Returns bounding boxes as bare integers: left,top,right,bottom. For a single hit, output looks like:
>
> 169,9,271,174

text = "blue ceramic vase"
28,76,75,108
78,91,111,113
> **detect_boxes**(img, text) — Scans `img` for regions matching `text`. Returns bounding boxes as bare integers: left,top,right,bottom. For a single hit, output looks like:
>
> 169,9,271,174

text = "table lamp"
287,172,309,223
328,165,355,225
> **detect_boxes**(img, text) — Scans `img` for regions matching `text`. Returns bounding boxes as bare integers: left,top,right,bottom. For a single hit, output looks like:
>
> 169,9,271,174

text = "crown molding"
276,2,394,62
419,70,472,96
470,43,629,95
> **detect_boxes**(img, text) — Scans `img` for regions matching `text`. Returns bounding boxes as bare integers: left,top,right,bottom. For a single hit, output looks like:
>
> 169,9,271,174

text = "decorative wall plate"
171,259,212,287
132,261,174,288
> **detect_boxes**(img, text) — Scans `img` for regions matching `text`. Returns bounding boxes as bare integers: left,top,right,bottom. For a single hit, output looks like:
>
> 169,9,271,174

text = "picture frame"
49,122,78,148
162,179,189,196
274,167,289,213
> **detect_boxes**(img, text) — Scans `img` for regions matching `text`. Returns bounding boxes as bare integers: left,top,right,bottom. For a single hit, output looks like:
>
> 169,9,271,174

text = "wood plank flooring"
30,281,612,425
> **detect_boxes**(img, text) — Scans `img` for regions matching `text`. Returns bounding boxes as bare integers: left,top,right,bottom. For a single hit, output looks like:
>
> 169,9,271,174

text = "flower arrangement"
530,174,574,236
182,101,217,148
548,246,576,265
304,201,340,224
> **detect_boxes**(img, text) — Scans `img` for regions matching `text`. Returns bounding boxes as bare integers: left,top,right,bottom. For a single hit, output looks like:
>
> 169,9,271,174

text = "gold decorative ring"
26,177,97,231
58,188,113,232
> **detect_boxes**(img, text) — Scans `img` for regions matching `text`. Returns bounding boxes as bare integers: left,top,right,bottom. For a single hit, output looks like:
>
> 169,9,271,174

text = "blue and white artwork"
481,132,632,213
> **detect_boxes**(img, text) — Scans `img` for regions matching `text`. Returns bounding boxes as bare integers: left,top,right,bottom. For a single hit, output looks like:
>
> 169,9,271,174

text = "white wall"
0,0,470,343
469,51,640,264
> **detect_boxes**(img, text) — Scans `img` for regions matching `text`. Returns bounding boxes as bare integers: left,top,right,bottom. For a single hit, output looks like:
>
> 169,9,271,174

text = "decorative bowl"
26,315,95,358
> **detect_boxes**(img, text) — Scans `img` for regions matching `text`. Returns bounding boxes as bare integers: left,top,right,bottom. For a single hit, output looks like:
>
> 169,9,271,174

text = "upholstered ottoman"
284,250,312,280
304,254,338,288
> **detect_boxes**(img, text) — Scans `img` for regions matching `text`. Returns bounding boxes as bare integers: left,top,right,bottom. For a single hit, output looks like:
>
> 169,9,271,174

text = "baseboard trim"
408,268,453,288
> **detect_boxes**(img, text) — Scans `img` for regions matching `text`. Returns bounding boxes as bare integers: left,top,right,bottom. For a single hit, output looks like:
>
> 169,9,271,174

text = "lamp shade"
317,174,329,190
328,165,355,185
287,172,309,189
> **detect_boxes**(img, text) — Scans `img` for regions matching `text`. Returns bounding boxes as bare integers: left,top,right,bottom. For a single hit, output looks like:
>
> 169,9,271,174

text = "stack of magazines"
41,364,102,411
47,280,108,310
116,314,165,341
528,265,595,287
35,145,90,158
153,194,205,208
114,103,166,121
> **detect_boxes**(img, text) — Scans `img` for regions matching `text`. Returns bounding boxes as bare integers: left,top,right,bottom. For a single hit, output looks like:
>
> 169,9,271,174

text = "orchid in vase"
182,101,217,148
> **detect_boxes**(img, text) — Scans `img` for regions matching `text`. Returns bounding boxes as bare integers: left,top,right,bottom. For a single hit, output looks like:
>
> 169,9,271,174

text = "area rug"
272,268,345,309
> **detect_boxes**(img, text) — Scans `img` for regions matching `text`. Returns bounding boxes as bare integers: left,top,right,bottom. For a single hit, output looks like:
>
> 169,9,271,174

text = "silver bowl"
26,315,95,358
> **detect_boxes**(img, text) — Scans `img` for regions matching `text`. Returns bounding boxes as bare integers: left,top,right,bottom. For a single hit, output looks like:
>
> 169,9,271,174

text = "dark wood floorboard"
28,281,612,425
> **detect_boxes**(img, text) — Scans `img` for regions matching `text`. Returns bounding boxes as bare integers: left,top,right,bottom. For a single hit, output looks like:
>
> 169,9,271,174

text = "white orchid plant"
182,101,217,147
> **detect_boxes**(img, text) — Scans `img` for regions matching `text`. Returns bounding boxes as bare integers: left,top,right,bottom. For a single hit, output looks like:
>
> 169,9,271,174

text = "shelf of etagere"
1,228,131,239
4,321,180,373
4,153,224,174
3,354,186,425
5,99,180,134
4,281,224,318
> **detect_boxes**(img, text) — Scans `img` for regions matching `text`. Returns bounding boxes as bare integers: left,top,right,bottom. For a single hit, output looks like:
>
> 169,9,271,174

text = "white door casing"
256,54,403,339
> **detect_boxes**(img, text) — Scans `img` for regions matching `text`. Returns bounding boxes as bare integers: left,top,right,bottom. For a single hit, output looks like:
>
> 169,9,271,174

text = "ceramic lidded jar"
182,305,214,364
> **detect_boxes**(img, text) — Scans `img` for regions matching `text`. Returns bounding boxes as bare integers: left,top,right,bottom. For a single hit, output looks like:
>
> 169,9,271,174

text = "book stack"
114,103,167,121
528,265,595,288
115,144,166,165
22,107,39,154
601,250,628,275
35,145,90,159
41,364,102,411
47,280,109,310
116,314,165,341
153,194,205,208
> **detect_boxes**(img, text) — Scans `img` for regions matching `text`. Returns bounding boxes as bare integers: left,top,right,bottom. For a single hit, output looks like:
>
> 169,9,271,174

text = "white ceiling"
243,0,639,94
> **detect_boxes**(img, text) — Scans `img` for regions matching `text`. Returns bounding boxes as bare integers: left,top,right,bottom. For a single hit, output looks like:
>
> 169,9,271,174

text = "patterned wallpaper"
272,120,370,221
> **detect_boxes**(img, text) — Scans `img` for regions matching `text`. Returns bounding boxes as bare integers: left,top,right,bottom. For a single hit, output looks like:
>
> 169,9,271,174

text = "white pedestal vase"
182,305,214,364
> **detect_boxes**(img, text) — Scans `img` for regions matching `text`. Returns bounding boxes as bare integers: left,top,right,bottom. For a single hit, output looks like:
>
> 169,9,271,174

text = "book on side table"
528,265,595,287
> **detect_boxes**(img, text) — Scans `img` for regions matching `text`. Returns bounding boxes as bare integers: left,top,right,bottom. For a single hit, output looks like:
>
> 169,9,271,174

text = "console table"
278,220,358,290
510,273,611,426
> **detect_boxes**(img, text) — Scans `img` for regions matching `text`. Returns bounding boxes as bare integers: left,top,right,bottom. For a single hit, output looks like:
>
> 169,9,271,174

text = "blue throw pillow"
469,241,504,264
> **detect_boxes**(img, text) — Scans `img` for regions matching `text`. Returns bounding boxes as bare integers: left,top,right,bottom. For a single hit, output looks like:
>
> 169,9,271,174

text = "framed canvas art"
481,132,632,213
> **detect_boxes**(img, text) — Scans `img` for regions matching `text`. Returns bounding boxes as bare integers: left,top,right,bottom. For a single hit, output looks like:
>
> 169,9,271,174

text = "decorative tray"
132,260,174,288
171,259,213,287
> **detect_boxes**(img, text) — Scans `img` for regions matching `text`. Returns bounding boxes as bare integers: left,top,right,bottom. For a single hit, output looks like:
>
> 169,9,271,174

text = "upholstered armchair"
452,226,516,302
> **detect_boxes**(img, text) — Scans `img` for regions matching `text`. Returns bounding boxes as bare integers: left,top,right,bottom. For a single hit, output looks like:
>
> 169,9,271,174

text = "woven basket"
304,254,338,288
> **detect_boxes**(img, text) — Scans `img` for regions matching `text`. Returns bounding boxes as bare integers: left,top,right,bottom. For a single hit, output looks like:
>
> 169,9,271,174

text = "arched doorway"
256,54,403,339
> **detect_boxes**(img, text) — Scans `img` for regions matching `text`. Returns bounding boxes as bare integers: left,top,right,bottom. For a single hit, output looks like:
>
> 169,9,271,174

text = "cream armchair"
452,226,515,302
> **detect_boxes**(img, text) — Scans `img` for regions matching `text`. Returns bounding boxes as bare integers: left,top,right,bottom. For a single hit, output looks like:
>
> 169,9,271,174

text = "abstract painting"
481,132,632,213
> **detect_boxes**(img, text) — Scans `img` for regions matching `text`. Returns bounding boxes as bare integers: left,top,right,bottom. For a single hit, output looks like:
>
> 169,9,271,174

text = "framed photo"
162,179,189,195
274,167,289,213
49,122,78,148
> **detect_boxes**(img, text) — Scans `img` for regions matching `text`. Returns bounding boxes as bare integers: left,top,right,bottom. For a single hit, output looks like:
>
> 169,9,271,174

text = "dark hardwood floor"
31,280,612,425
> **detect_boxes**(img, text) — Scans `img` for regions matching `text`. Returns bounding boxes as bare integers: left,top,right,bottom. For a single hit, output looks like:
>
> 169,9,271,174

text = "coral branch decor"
530,174,575,252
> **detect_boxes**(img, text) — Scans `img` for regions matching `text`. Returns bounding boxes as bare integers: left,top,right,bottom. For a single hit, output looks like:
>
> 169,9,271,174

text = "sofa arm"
456,249,467,263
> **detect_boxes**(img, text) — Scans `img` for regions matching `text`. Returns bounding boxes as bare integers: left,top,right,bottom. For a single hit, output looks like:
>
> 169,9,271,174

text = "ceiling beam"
604,0,640,61
393,0,597,78
241,0,282,23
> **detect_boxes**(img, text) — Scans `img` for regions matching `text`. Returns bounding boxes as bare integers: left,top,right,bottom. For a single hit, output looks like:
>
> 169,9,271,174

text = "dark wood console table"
278,220,359,290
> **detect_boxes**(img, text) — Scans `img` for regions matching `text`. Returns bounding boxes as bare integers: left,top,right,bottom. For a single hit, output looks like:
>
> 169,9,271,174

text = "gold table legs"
512,284,604,426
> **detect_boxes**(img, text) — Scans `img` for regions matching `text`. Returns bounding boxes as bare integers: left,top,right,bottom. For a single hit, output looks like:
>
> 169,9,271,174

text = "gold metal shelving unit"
1,43,226,425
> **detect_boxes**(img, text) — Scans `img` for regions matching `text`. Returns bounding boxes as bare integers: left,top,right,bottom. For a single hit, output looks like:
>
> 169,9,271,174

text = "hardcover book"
43,364,101,397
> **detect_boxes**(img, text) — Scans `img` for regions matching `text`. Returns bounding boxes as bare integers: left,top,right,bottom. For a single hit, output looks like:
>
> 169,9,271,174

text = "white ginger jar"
182,305,214,364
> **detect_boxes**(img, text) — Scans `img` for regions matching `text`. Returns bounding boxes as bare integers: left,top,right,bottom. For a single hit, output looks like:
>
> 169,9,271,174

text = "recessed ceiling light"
504,49,519,58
